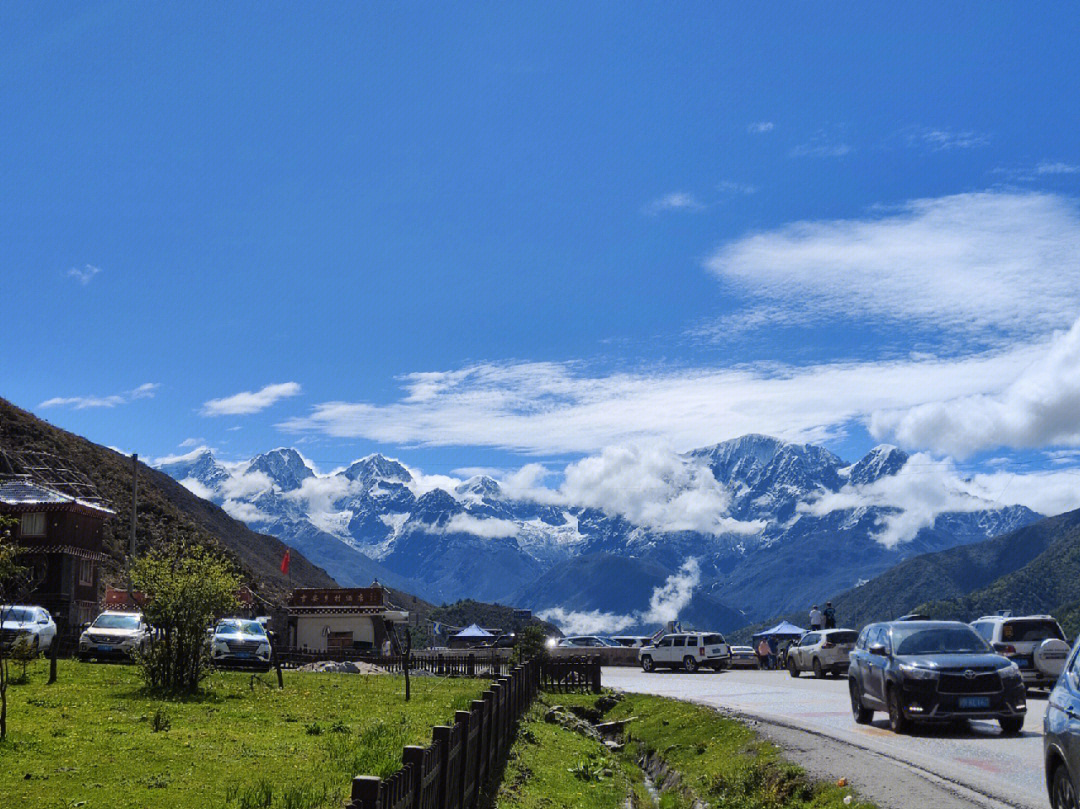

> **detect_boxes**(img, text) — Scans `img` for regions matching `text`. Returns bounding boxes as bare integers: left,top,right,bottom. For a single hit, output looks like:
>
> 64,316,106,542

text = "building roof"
453,623,494,638
0,478,115,517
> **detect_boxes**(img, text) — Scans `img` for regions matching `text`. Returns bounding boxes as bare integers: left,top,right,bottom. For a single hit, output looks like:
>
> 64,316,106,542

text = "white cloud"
748,121,774,133
705,192,1080,338
179,437,206,448
221,500,273,524
201,382,302,416
790,131,851,158
644,192,704,215
443,514,520,539
1036,162,1080,175
905,126,990,151
153,446,214,466
872,317,1080,457
538,558,701,634
179,477,215,500
40,382,160,410
801,453,1080,548
717,180,757,195
279,344,1047,457
555,444,761,536
67,264,101,285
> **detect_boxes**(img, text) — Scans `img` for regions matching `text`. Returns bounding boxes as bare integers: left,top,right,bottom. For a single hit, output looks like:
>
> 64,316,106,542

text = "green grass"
493,700,631,809
496,692,875,809
0,659,486,809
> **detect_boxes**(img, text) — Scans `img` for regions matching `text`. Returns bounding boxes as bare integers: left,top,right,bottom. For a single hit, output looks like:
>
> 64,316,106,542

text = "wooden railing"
347,658,541,809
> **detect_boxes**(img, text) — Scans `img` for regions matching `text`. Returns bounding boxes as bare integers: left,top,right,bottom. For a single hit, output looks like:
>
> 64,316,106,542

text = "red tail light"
699,647,705,656
994,643,1016,655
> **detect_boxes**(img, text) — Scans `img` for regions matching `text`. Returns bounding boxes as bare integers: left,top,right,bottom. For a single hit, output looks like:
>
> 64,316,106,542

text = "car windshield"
893,625,991,656
703,634,724,645
1,607,35,623
1002,620,1064,642
217,620,266,636
828,631,858,643
93,614,141,630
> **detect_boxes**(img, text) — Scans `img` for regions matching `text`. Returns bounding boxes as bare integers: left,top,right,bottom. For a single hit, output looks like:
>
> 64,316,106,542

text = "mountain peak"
456,475,502,499
340,454,412,485
848,444,909,486
247,447,315,491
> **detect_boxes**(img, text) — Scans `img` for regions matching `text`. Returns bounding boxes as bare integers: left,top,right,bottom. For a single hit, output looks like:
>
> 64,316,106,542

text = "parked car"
1044,634,1080,809
896,613,930,622
0,605,57,655
971,614,1070,690
556,635,622,648
729,645,759,668
611,635,653,648
848,620,1026,734
639,632,731,673
787,629,858,678
210,618,273,670
78,611,150,661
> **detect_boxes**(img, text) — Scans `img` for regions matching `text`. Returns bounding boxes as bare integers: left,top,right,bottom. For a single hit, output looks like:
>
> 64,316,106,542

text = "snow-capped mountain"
158,436,1041,629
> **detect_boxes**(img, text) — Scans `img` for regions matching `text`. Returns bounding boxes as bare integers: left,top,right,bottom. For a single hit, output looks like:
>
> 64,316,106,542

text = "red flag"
280,548,291,575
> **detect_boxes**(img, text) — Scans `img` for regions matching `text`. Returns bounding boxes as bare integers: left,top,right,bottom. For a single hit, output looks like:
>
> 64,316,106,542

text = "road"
603,666,1049,809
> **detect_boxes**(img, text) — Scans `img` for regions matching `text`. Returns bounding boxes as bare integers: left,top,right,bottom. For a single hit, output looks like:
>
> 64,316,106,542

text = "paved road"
604,666,1049,809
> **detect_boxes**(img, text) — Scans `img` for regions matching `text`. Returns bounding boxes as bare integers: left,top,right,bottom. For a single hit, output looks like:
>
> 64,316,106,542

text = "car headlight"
999,663,1022,682
899,664,939,680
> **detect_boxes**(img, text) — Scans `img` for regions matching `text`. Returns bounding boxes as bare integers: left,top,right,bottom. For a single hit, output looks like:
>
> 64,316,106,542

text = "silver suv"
970,614,1070,690
79,611,151,661
639,632,730,673
787,628,858,678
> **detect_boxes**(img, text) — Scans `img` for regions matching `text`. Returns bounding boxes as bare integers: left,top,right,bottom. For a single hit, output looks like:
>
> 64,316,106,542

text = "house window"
79,559,94,587
20,512,46,537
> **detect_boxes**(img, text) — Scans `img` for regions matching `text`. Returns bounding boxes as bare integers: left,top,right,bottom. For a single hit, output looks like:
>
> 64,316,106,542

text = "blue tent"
751,621,806,642
453,624,493,638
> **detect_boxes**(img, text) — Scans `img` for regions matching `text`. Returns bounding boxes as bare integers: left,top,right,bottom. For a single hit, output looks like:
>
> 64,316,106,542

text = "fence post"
474,698,489,794
350,775,382,809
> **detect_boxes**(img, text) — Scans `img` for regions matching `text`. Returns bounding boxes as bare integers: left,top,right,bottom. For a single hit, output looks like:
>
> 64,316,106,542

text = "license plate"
97,645,113,652
959,696,990,709
235,652,252,658
1014,657,1032,669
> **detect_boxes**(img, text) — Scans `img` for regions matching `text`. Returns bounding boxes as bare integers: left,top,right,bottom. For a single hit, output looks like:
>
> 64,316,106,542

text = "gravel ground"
603,666,1050,809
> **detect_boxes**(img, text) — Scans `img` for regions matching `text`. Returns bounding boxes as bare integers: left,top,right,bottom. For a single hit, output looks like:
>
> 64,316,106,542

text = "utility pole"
128,453,138,596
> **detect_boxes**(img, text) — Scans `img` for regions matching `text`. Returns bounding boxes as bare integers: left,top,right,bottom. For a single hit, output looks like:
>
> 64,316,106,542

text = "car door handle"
1067,708,1080,720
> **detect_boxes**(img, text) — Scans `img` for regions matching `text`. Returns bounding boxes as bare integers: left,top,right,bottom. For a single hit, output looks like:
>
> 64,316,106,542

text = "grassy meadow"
0,659,486,809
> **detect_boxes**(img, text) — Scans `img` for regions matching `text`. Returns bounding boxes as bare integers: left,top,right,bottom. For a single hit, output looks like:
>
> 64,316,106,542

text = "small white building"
287,585,408,653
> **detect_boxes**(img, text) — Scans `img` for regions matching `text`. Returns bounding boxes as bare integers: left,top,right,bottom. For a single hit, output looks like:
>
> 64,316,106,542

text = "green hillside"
731,508,1080,641
1,397,335,602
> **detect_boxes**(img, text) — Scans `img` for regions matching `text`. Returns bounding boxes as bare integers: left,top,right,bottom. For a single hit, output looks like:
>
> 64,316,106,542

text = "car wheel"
1053,762,1078,809
886,685,909,734
850,679,873,725
999,715,1024,736
641,655,654,673
683,656,699,673
812,658,824,679
788,658,800,678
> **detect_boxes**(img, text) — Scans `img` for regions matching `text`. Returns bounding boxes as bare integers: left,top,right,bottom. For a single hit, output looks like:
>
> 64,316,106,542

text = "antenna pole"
129,453,138,561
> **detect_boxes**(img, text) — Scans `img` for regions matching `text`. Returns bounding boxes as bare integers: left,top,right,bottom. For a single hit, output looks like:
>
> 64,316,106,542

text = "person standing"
756,637,770,669
809,605,823,631
824,602,837,630
767,635,778,670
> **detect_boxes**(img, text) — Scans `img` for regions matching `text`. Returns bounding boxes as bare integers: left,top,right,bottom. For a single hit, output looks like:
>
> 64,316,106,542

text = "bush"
131,542,241,693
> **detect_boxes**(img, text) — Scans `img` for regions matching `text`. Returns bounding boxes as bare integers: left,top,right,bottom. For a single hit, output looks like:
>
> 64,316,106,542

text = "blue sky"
5,4,1080,514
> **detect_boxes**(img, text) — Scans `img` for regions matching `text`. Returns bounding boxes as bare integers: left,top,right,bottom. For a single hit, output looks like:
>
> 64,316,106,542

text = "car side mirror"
869,643,888,657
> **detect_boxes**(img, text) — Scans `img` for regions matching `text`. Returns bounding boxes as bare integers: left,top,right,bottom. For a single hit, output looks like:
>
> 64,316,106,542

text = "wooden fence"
347,658,541,809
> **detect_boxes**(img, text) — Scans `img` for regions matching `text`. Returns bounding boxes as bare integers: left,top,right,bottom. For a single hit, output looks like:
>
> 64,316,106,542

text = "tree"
513,624,551,664
130,542,241,693
0,514,26,739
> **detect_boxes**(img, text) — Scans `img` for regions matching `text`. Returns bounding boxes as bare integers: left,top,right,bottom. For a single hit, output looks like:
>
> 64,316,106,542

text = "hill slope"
732,508,1080,641
0,397,335,601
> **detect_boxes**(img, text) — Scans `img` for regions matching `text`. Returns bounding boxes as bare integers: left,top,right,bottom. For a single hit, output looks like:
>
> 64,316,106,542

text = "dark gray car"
848,621,1026,734
1044,635,1080,808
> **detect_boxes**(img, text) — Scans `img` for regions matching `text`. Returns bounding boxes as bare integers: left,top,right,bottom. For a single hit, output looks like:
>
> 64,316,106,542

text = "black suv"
848,620,1026,734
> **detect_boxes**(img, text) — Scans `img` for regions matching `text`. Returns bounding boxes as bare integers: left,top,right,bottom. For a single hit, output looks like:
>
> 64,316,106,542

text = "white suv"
639,632,730,673
0,605,57,655
970,614,1070,690
79,611,151,661
786,628,857,678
